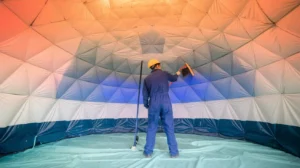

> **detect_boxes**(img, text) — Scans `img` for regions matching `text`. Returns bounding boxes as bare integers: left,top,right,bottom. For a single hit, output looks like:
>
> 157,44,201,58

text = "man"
142,59,186,158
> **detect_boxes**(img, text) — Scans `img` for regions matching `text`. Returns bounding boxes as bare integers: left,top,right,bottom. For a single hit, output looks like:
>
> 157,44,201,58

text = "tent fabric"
1,119,300,157
1,133,300,168
0,0,300,157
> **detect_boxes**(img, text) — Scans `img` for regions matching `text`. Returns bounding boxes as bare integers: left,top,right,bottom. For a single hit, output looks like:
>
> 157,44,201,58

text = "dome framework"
0,0,300,162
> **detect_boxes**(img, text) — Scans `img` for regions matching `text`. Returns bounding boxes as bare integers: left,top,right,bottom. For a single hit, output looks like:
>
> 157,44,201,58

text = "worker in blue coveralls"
143,59,186,158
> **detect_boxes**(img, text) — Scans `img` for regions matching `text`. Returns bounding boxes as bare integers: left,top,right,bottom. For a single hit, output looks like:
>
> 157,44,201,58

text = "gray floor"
1,133,300,168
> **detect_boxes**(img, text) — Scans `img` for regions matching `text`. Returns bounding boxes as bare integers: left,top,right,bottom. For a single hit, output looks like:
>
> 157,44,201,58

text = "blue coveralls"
143,69,179,156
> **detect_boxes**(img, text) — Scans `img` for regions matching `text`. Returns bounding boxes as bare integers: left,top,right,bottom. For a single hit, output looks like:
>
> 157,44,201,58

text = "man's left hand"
144,104,149,109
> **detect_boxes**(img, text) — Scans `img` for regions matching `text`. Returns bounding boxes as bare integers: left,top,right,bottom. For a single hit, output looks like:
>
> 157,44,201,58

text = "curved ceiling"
1,0,299,72
0,0,300,109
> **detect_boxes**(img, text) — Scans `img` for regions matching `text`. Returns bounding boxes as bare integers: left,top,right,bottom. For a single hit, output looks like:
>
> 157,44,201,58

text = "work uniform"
143,69,179,156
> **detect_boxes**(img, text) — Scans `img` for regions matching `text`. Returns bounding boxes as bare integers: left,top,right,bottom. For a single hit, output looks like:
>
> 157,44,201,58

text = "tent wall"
0,0,300,157
1,119,300,156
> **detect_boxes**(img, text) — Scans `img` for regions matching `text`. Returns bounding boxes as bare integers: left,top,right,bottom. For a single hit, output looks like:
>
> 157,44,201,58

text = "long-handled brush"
131,60,143,151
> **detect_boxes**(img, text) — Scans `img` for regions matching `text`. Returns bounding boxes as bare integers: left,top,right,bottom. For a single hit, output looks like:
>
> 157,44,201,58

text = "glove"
144,104,149,109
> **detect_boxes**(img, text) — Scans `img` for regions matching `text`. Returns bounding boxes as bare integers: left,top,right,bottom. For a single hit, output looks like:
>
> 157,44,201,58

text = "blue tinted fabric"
143,69,179,156
56,67,257,103
1,119,300,157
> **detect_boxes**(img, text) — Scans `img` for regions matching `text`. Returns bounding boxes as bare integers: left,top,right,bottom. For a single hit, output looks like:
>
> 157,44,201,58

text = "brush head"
182,63,194,77
131,146,137,151
181,67,190,77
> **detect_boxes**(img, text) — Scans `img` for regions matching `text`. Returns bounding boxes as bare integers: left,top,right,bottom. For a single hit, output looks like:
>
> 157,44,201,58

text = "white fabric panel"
0,29,52,61
258,60,284,93
284,55,300,94
0,64,30,95
172,104,190,118
118,103,142,118
0,93,28,127
0,53,23,84
254,94,283,124
282,94,300,126
225,18,250,39
252,42,282,68
0,63,51,95
208,0,236,30
181,102,203,119
45,99,81,122
56,37,82,55
33,0,65,26
32,74,58,99
80,102,107,119
4,0,47,25
210,34,231,51
188,0,213,13
27,97,56,123
28,45,74,71
0,3,28,42
9,96,56,126
33,21,81,43
277,5,300,37
240,0,272,24
257,0,300,22
229,97,253,121
105,103,127,119
204,100,228,119
255,27,300,58
224,33,250,50
221,101,240,120
180,3,205,25
233,42,256,68
1,94,300,127
255,70,280,96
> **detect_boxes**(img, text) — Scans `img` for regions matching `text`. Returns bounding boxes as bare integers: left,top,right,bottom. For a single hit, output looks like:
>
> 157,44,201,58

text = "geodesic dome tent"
0,0,300,159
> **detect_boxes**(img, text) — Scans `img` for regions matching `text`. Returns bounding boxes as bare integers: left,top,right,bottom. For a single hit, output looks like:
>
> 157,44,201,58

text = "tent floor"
0,133,299,168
